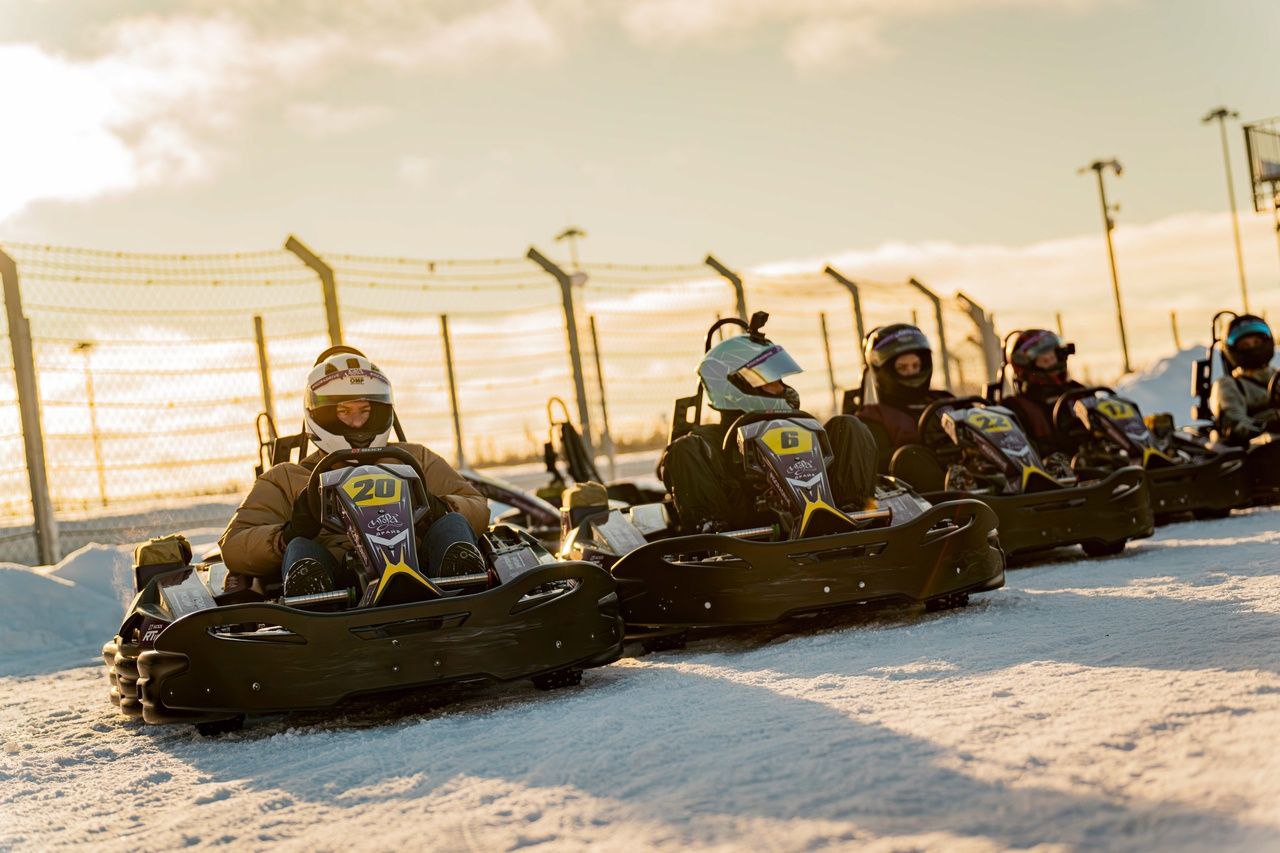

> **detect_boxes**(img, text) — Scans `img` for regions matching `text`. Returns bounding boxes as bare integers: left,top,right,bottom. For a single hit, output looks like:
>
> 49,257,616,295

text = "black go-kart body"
560,383,1005,637
874,396,1155,560
1054,386,1249,522
104,446,622,731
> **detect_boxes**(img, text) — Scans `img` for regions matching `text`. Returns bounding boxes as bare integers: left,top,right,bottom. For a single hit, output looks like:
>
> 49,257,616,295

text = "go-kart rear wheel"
1081,539,1127,558
532,668,583,691
195,715,245,737
1192,507,1232,521
924,592,969,613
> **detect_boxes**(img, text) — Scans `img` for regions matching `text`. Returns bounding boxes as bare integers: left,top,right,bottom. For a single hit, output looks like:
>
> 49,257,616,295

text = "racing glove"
280,490,322,545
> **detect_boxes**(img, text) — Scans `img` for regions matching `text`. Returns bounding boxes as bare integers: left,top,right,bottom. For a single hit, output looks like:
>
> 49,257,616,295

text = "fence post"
819,313,838,416
284,235,342,346
1055,312,1065,338
955,291,1001,384
908,278,953,391
0,248,60,564
587,315,617,481
73,342,106,507
1170,311,1183,351
705,254,747,321
439,315,466,469
252,315,277,437
527,247,594,459
822,266,867,366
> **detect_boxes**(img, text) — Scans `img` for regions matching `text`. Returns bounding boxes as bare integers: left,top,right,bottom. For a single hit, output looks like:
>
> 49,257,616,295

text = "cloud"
287,102,394,136
397,155,437,187
619,0,1113,71
755,208,1277,377
0,15,336,221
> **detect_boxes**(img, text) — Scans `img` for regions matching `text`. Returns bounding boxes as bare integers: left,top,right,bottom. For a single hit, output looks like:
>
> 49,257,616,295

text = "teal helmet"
698,313,803,413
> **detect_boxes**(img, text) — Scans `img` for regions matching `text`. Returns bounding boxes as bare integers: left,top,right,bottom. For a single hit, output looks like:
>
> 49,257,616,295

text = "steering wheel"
305,446,433,532
1050,386,1115,435
916,395,987,444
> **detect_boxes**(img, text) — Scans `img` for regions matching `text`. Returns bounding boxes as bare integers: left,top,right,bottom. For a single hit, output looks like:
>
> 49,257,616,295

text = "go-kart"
874,395,1154,560
1189,310,1280,505
558,316,1005,641
1052,386,1248,521
103,445,623,734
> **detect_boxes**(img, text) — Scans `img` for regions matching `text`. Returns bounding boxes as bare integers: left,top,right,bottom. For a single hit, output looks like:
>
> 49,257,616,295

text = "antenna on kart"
1193,310,1240,422
704,316,750,352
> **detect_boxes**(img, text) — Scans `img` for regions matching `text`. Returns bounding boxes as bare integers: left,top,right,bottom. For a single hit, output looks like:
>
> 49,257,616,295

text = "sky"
1,0,1279,369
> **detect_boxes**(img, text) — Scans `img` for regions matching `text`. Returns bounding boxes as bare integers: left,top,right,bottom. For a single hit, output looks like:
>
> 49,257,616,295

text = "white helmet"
304,351,395,454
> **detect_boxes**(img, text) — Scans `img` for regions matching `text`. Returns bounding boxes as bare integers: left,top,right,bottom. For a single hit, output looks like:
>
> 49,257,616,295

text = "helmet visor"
734,344,803,388
1227,317,1273,348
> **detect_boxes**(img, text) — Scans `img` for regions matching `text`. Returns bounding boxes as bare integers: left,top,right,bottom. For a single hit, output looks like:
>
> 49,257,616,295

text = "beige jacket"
218,443,489,577
1210,365,1278,445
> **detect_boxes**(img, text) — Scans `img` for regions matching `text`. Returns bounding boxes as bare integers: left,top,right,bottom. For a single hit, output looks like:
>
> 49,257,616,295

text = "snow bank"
1115,346,1204,423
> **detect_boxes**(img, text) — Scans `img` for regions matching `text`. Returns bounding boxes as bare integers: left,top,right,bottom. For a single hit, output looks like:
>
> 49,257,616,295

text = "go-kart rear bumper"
610,498,1004,630
931,466,1154,560
1146,448,1249,520
106,561,622,726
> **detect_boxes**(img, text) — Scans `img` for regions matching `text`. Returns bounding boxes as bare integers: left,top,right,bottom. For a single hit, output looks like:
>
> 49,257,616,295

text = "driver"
219,351,489,597
854,323,955,471
999,329,1086,456
1210,314,1280,445
658,322,877,531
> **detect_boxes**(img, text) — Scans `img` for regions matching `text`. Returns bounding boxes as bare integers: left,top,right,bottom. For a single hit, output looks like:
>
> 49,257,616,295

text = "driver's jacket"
218,442,489,577
1211,366,1278,445
856,390,954,471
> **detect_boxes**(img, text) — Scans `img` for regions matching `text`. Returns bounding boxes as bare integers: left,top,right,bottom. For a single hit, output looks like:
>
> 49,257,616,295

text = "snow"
3,510,1280,851
1115,346,1205,424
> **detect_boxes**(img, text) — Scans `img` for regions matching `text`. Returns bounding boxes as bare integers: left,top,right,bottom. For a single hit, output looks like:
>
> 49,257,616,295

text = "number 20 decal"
342,473,402,507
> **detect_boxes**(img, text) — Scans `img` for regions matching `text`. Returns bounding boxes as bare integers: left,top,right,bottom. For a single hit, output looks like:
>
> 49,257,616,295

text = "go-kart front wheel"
1081,539,1127,558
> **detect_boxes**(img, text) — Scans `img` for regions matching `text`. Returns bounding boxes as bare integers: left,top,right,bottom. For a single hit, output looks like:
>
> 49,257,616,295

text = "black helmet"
1007,329,1074,390
865,324,933,403
1223,314,1274,371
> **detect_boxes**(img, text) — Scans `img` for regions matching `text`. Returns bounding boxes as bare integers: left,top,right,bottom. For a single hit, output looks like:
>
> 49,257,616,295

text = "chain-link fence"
0,240,999,564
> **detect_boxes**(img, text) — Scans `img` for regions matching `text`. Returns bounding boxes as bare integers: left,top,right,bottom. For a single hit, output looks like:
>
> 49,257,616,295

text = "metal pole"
587,315,616,481
955,291,1001,384
1170,311,1183,351
527,247,594,459
908,278,953,390
1056,312,1065,338
1203,107,1248,311
823,266,866,365
705,254,747,321
438,315,466,469
74,342,106,507
1080,159,1132,374
284,235,342,346
0,249,59,564
252,315,276,437
819,313,838,416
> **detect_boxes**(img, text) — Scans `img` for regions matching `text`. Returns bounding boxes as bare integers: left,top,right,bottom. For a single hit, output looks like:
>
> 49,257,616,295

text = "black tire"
195,715,245,737
924,592,969,613
641,631,688,654
1192,507,1232,521
1081,539,1127,558
532,668,583,691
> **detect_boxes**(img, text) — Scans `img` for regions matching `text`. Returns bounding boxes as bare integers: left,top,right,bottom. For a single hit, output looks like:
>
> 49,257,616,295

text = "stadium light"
1078,159,1132,375
1202,106,1249,311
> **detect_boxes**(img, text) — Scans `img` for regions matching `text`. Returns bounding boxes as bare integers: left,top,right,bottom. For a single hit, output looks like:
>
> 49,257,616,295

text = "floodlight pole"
1203,107,1249,312
1079,159,1132,375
